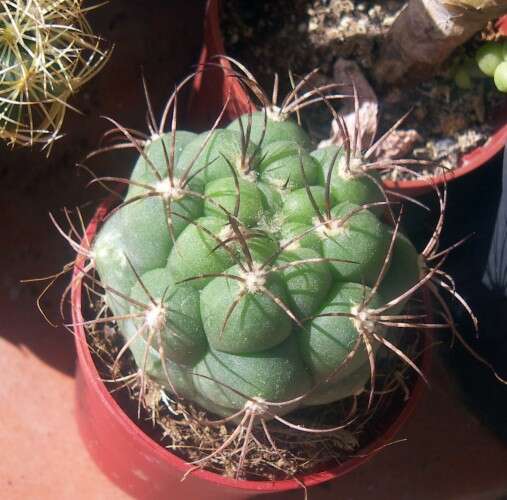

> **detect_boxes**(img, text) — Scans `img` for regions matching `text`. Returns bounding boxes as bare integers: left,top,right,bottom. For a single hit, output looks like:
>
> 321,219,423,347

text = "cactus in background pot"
0,0,110,148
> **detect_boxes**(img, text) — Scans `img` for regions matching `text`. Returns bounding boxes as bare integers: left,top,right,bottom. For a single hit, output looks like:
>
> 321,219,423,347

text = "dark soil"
221,0,506,179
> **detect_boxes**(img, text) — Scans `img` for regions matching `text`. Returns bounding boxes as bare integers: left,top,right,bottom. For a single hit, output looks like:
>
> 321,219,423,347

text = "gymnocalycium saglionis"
64,63,506,478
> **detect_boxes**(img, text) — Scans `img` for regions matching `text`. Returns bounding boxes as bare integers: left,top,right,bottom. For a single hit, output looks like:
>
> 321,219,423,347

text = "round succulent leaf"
129,267,207,365
126,181,204,244
494,61,507,93
166,216,235,289
204,176,264,226
227,110,312,149
298,282,383,381
192,335,311,413
200,264,293,354
258,140,320,190
277,247,332,320
321,201,390,285
476,41,503,77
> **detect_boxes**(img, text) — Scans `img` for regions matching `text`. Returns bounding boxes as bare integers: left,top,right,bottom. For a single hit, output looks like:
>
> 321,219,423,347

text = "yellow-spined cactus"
0,0,110,148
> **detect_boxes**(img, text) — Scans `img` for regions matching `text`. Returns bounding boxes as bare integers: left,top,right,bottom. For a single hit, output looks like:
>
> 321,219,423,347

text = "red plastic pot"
189,0,507,197
71,197,431,499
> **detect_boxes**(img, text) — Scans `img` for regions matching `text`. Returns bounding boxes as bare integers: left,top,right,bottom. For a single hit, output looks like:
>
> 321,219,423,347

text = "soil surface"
221,0,506,179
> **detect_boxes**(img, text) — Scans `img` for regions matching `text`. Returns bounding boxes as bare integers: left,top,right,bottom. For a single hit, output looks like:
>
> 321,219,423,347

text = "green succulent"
89,105,425,421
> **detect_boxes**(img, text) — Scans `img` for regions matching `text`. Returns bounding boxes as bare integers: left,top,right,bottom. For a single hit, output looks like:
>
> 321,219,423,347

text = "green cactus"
90,99,425,422
60,66,507,478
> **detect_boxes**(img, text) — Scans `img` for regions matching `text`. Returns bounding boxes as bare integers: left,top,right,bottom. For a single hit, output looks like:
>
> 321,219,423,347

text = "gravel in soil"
221,0,506,180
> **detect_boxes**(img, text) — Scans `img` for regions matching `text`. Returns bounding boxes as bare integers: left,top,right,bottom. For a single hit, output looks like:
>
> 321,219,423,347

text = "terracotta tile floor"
1,1,507,498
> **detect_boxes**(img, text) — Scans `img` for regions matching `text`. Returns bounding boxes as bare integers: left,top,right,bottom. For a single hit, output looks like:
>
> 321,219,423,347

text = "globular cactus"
64,66,507,477
43,56,507,481
0,0,109,147
88,77,427,426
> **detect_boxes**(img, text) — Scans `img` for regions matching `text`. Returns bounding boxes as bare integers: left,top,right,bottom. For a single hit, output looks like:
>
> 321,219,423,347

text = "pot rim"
190,0,507,195
71,196,431,493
